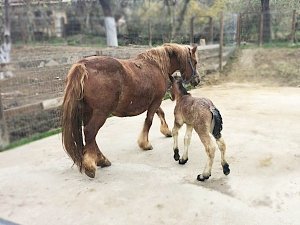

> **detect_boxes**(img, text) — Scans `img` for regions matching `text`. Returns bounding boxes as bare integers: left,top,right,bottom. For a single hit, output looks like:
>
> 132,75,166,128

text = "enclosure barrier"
0,44,236,149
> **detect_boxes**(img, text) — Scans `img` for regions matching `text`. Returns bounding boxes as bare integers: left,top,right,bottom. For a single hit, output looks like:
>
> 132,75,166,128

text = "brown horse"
170,75,230,181
62,43,200,178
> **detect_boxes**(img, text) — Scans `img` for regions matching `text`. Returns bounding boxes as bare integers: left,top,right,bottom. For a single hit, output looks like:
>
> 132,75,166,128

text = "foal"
170,76,230,181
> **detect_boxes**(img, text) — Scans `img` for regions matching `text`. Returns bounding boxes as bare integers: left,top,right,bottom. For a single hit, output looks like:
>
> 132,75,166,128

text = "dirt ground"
0,82,300,225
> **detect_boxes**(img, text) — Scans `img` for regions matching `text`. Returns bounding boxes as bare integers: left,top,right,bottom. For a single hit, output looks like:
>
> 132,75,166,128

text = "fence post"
0,93,9,149
259,12,264,47
190,16,195,45
209,17,213,44
291,10,296,44
236,13,241,46
219,11,224,72
148,21,152,46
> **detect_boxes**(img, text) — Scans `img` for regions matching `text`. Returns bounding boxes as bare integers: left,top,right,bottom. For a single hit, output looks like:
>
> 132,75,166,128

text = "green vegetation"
240,41,300,49
1,128,61,152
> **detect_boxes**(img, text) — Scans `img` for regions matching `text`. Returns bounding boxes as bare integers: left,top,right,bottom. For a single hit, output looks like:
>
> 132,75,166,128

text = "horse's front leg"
156,107,172,137
138,103,161,150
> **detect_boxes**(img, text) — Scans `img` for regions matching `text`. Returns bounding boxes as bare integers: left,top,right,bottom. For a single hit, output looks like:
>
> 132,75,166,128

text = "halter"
182,57,197,84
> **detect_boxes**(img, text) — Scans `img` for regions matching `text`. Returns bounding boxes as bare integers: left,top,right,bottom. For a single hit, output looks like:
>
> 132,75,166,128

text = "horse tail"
210,107,223,140
61,63,88,172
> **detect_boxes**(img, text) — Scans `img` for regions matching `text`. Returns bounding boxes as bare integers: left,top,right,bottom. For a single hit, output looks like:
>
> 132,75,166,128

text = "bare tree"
175,0,190,35
99,0,118,47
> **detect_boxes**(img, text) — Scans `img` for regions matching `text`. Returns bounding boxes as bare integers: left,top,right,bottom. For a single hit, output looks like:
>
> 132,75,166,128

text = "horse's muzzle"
190,73,200,87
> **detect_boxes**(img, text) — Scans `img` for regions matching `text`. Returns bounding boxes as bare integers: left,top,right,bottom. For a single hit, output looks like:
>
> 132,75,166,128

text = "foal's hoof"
173,148,180,161
179,158,188,165
222,163,230,175
84,168,96,178
97,159,112,168
197,174,210,182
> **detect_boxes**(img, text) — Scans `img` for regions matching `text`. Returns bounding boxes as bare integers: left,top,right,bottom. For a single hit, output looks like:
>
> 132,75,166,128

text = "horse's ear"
191,45,197,54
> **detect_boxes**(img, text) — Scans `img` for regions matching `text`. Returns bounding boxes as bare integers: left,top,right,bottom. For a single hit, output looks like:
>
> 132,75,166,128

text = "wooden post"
0,93,9,149
209,17,213,44
236,13,241,46
190,16,195,45
259,12,264,47
148,21,152,46
291,10,296,43
219,11,224,72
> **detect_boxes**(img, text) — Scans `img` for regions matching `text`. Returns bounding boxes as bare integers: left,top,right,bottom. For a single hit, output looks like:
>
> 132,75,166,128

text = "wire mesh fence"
3,2,298,148
238,10,299,45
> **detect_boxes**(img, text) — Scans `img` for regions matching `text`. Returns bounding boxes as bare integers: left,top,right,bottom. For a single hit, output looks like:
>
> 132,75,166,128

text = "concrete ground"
0,83,300,225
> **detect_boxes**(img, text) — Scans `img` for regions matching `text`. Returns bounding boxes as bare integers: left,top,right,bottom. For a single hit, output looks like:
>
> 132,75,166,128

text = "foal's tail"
211,107,223,139
61,63,88,171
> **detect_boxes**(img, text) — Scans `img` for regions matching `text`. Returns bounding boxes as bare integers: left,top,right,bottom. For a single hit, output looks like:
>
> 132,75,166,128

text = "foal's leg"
172,119,183,161
179,124,193,165
138,103,161,150
156,107,172,137
82,110,110,178
216,137,230,175
196,130,216,181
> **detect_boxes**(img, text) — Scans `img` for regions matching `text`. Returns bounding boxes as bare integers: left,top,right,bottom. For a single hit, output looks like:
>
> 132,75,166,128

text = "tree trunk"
261,0,271,43
99,0,118,47
0,0,11,63
175,0,190,35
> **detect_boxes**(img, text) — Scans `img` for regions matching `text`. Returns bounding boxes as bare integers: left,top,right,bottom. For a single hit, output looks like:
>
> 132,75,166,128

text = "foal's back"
175,95,216,132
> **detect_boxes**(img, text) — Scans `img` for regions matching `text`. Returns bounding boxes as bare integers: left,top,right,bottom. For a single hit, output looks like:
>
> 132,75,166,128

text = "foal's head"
170,75,190,101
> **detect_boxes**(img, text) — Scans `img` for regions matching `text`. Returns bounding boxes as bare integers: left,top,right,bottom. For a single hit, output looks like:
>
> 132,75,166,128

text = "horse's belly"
112,99,152,117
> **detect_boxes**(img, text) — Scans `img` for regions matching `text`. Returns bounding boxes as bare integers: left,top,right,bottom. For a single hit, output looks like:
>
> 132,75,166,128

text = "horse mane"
178,81,190,95
137,43,190,76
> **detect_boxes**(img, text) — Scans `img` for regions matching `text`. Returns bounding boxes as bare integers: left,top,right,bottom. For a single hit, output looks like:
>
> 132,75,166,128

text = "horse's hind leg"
156,107,172,137
216,137,230,175
195,130,216,181
83,110,110,178
83,106,111,169
178,124,193,165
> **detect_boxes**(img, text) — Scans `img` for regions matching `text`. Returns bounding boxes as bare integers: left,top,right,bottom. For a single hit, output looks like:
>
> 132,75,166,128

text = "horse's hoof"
174,148,180,161
142,145,153,151
197,174,210,182
223,163,230,175
160,127,172,137
165,133,172,138
84,168,96,178
179,158,188,165
97,159,112,168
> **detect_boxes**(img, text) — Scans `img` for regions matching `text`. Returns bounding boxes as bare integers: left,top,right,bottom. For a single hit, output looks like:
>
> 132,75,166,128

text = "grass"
240,41,300,49
0,128,61,152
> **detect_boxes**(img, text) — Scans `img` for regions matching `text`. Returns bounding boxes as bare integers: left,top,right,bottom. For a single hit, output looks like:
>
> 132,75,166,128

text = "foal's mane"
137,43,190,76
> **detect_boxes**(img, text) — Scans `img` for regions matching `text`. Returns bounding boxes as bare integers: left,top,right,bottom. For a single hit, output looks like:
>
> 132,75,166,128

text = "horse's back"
79,55,167,117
